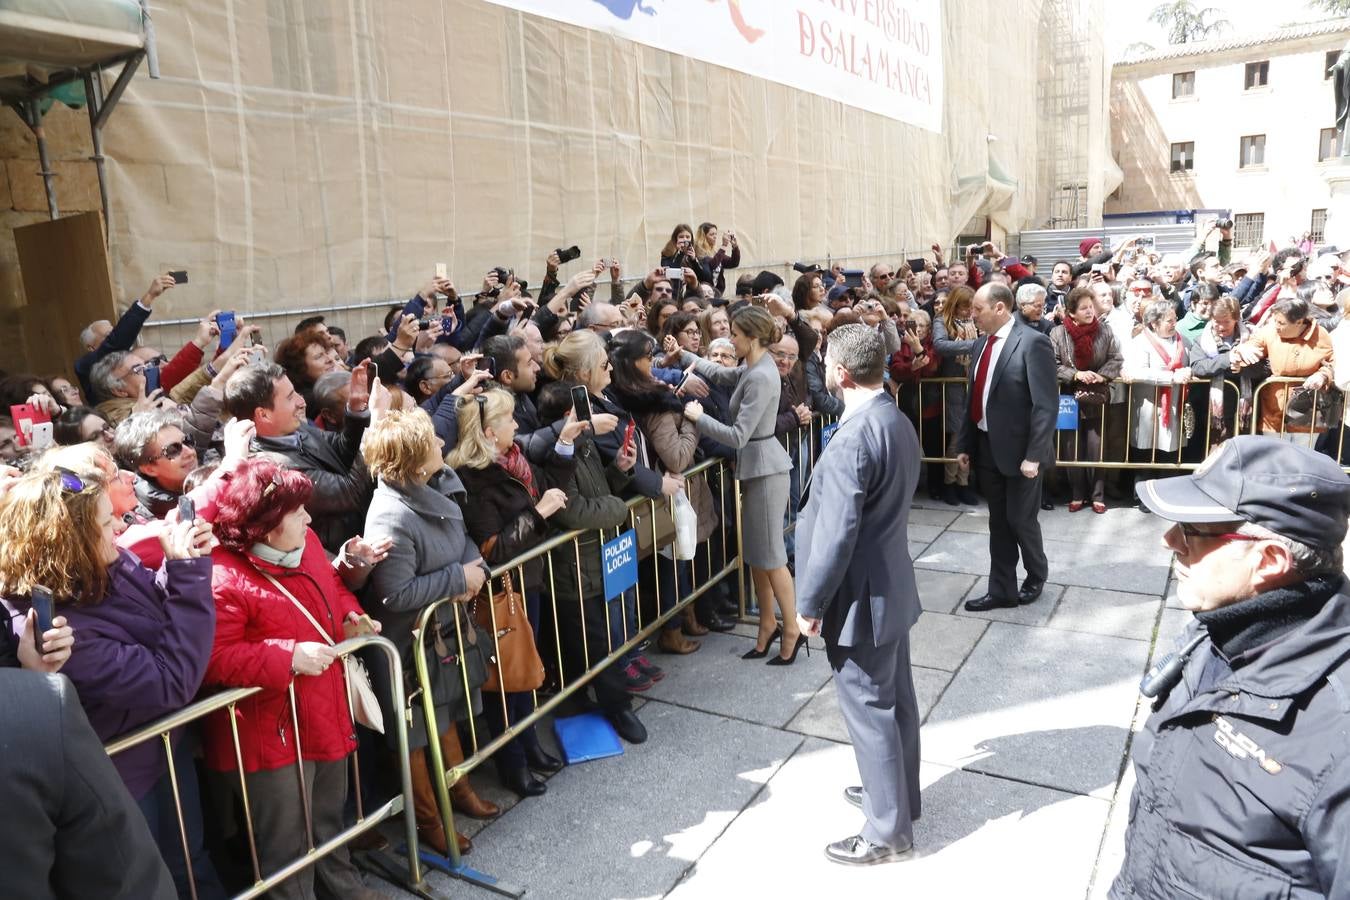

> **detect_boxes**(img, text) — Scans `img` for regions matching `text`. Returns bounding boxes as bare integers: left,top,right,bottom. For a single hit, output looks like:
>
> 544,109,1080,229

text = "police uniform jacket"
1110,579,1350,899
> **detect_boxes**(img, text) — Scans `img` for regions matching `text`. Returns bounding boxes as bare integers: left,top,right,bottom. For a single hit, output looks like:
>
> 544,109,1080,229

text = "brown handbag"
471,537,545,693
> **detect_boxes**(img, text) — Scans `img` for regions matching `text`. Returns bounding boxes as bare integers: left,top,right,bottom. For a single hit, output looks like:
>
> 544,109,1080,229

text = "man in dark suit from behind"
957,282,1059,610
795,324,923,866
0,669,175,899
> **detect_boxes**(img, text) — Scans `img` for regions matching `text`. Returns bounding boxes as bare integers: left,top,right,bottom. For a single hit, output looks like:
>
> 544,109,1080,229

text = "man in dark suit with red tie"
956,282,1059,610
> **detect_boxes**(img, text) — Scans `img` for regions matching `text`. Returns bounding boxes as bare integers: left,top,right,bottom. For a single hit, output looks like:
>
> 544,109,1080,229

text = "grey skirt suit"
681,350,792,569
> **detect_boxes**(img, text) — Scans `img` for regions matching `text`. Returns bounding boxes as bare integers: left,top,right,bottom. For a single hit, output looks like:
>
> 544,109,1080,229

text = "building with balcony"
1108,19,1350,250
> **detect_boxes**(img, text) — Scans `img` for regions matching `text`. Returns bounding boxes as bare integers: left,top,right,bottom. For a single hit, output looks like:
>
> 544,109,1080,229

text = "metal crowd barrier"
105,634,430,900
409,456,742,897
893,375,1350,472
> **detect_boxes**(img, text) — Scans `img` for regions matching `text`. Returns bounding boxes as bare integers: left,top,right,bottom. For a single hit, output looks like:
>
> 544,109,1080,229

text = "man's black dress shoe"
1018,579,1045,604
844,786,863,809
963,592,1019,612
824,835,913,866
1041,501,1055,511
607,708,647,744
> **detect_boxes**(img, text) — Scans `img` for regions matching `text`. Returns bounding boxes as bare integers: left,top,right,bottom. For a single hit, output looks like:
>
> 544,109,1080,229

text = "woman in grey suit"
675,306,804,664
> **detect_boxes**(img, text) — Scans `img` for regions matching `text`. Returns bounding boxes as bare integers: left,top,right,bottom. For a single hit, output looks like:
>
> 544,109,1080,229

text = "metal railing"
407,456,739,896
893,375,1349,472
105,634,428,900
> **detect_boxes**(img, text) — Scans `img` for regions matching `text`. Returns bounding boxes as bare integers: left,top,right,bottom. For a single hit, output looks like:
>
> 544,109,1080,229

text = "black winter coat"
455,450,576,591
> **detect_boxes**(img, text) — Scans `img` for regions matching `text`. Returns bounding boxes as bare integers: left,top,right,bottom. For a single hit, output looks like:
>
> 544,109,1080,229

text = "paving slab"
783,665,953,742
907,507,964,528
640,630,832,729
916,570,979,614
907,523,946,544
955,580,1066,627
667,739,1109,900
915,530,1172,595
433,702,805,900
1047,586,1162,641
910,611,988,672
922,622,1147,798
944,506,1169,550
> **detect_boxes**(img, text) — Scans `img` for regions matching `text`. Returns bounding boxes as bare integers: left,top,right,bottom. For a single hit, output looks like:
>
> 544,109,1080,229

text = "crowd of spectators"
3,214,1350,896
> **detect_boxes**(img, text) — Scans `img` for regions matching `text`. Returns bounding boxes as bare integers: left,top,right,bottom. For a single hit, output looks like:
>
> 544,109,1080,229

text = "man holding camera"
1112,437,1350,899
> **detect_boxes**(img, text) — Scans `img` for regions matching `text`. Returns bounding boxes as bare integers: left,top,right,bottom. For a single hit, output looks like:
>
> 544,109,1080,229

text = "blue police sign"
601,529,639,600
819,422,839,453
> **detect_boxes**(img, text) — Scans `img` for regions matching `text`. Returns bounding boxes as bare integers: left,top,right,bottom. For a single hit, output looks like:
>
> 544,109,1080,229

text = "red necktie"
969,334,1000,425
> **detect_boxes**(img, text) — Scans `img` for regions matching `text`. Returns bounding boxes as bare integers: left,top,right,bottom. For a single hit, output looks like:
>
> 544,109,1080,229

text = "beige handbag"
259,570,386,735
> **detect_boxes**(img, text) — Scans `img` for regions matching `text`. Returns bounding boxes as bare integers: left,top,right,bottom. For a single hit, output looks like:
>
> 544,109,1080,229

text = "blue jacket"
19,552,215,799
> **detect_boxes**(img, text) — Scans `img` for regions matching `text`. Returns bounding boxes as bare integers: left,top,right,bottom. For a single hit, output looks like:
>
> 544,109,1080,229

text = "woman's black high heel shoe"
767,634,810,666
741,625,782,660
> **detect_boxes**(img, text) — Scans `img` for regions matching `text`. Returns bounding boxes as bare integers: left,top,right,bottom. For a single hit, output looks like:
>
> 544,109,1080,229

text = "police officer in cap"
1112,435,1350,898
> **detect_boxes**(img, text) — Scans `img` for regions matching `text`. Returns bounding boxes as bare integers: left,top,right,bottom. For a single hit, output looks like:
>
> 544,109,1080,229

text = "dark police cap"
1136,436,1350,549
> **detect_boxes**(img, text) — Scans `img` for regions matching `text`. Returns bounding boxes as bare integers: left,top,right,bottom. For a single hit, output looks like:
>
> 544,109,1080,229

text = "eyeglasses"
1175,522,1263,553
150,434,196,462
680,326,700,336
653,286,674,295
1129,287,1154,295
770,350,799,363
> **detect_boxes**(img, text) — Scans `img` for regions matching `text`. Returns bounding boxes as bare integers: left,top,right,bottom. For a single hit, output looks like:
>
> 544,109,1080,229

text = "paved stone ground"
372,495,1186,900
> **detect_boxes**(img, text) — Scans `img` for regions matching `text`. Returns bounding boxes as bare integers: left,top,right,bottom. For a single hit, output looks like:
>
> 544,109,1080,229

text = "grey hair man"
578,301,624,333
795,322,923,867
311,370,351,432
1113,437,1350,899
73,272,176,401
90,350,149,427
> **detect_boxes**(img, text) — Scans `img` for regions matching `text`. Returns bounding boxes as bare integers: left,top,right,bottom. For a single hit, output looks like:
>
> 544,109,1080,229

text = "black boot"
498,764,547,798
524,743,564,773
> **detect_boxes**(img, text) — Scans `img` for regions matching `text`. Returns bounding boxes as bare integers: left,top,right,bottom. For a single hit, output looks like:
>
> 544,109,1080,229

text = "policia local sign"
480,0,943,133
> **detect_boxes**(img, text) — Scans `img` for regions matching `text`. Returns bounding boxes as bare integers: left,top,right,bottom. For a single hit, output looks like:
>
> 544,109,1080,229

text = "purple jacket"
41,551,215,799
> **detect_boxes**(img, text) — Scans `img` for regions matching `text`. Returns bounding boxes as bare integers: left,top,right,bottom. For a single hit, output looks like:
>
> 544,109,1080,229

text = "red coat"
202,529,365,773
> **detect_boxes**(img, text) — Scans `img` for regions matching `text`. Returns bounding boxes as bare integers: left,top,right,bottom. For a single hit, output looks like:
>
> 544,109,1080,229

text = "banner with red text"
479,0,943,133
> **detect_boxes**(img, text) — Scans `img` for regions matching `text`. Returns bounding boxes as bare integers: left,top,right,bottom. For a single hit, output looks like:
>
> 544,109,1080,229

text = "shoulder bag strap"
257,568,335,648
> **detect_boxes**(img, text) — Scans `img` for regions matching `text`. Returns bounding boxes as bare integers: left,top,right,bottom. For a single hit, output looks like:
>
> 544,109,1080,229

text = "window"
1172,71,1195,98
1233,213,1265,248
1170,141,1195,173
1328,50,1342,80
1239,134,1266,168
1244,60,1269,90
1312,209,1328,244
1320,127,1341,162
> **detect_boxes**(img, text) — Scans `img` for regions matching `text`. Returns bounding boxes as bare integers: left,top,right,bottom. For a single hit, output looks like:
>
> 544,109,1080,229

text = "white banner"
479,0,943,133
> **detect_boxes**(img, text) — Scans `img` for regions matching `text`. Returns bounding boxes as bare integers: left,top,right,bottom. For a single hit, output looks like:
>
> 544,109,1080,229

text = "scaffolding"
1036,0,1093,229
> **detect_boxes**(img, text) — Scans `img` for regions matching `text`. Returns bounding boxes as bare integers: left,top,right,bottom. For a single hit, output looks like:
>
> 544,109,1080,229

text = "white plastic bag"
671,489,698,560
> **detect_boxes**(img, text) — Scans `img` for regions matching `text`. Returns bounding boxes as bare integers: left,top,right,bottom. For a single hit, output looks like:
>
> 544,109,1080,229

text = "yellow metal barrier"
409,456,741,897
105,635,430,900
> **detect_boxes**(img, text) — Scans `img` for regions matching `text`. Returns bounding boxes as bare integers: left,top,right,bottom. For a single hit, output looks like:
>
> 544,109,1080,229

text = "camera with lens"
556,245,581,264
1216,218,1234,230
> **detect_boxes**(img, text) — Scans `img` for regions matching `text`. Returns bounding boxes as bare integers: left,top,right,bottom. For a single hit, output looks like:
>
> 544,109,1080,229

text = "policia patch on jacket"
1212,715,1283,774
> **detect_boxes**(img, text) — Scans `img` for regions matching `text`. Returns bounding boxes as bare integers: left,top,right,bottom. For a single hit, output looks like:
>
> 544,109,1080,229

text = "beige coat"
637,408,719,544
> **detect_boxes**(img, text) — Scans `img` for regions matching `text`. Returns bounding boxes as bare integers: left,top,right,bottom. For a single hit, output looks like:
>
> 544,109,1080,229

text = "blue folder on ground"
552,712,624,764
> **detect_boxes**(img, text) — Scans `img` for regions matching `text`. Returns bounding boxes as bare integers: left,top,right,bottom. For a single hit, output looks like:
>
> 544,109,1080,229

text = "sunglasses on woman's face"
151,434,196,462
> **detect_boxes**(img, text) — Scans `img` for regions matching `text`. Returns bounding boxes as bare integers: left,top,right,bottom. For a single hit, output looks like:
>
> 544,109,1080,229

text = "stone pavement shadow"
915,724,1130,854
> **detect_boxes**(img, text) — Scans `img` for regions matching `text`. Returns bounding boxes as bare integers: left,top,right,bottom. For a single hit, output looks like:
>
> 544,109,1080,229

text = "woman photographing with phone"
0,467,224,899
668,305,806,665
450,390,587,796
